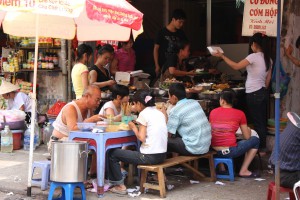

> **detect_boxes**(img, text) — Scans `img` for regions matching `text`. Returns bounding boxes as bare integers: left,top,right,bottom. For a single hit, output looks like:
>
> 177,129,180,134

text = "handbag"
271,62,290,98
47,100,67,118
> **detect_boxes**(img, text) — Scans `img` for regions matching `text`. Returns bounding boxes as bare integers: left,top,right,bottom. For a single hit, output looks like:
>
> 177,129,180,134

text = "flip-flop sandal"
238,172,261,178
110,187,127,195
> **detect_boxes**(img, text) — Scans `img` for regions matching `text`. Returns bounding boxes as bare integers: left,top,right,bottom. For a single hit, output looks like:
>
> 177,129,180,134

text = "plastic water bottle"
24,124,39,151
1,125,13,153
42,122,53,145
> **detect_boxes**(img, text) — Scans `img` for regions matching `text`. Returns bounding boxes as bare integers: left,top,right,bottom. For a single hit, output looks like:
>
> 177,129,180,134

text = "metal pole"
67,40,72,102
61,39,67,102
274,0,281,199
27,13,39,197
206,0,212,46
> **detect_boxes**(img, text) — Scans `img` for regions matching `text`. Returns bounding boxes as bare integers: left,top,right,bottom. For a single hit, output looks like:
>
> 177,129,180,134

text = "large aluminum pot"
50,141,88,182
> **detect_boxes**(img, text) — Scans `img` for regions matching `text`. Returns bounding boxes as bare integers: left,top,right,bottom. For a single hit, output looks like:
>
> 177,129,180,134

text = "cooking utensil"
50,141,88,182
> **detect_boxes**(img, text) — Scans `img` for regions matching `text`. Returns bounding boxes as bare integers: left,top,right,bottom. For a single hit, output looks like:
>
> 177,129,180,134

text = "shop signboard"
242,0,283,37
0,0,84,17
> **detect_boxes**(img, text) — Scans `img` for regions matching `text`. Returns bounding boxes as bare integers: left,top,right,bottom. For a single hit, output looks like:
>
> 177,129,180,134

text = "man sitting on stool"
269,112,300,188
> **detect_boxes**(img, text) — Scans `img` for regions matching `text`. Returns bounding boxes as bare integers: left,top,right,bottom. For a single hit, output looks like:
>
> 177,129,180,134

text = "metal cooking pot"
50,141,88,182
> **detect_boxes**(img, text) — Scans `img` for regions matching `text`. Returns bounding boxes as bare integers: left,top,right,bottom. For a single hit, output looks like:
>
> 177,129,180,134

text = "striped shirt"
270,122,300,171
167,99,211,154
114,48,136,72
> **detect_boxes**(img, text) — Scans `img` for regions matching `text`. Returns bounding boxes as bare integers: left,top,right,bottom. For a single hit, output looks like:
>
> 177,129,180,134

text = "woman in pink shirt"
209,89,260,178
111,38,136,75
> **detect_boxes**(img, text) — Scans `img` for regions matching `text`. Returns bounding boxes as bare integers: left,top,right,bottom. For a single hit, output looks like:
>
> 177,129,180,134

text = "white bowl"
77,122,96,131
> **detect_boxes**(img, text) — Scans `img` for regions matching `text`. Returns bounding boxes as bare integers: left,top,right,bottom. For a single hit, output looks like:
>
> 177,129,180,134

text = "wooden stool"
138,151,216,198
267,181,296,200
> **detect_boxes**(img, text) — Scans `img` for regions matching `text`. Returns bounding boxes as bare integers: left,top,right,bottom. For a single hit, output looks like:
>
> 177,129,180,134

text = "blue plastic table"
69,130,137,197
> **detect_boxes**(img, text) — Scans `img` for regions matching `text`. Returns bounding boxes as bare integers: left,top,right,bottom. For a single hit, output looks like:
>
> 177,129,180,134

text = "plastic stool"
48,182,86,200
214,157,234,181
267,181,295,200
32,160,51,191
293,180,300,200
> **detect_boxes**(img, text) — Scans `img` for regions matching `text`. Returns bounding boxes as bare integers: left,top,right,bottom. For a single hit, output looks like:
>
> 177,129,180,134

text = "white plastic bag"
0,109,26,122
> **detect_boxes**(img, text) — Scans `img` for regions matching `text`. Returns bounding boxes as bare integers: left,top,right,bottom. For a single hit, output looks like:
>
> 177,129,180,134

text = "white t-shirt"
7,92,32,112
99,101,119,116
136,107,168,154
245,52,271,93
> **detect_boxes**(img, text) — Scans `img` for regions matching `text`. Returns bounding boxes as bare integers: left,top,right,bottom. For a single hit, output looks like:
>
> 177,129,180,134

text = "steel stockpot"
50,141,88,182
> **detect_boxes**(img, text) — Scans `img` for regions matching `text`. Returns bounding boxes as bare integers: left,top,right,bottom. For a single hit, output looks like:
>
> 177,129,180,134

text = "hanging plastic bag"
271,63,290,98
47,101,67,118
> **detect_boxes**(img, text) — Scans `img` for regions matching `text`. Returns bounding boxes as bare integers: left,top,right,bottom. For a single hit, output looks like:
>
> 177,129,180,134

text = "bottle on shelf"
1,125,13,153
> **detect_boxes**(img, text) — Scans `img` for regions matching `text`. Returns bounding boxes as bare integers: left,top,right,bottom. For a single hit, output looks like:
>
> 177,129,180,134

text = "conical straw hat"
0,80,20,95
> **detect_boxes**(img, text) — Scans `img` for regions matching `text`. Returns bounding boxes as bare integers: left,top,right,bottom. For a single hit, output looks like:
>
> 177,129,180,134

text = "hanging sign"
242,0,283,37
86,0,143,30
0,0,84,17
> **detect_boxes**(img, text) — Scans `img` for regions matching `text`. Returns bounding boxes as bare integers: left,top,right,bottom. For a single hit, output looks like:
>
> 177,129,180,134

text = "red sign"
86,0,143,31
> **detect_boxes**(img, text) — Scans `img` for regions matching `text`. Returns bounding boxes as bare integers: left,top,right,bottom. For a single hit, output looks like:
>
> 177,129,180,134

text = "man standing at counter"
166,83,211,155
154,9,188,77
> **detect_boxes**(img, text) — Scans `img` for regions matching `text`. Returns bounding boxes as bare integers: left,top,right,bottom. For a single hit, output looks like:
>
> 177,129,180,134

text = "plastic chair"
31,160,51,191
294,180,300,200
214,157,234,181
267,181,295,200
48,182,86,200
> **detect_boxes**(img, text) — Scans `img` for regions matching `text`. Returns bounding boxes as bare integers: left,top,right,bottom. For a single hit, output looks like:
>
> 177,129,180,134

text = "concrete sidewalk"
0,144,290,200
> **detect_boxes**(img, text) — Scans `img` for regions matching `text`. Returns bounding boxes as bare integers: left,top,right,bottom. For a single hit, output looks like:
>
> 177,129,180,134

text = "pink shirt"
209,107,247,147
114,48,136,72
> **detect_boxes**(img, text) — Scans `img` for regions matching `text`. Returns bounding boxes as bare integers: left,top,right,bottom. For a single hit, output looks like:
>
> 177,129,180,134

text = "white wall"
210,43,249,80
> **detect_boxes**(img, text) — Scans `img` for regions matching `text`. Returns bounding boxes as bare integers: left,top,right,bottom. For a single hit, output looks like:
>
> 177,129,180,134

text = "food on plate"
212,83,230,90
129,85,137,91
202,90,217,94
119,123,130,130
164,78,182,83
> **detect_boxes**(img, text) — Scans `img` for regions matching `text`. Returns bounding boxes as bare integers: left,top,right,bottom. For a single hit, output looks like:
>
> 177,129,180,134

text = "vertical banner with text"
242,0,283,37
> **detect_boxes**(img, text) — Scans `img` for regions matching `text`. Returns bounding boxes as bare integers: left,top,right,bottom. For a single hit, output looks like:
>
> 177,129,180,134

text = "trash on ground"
6,192,13,196
254,178,266,181
215,181,225,185
14,176,21,182
127,186,140,193
128,191,141,197
167,184,175,190
190,180,200,184
127,186,141,197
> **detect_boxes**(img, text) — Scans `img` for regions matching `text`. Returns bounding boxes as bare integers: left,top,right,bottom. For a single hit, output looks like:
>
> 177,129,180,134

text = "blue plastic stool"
32,160,51,190
214,157,235,181
48,182,86,200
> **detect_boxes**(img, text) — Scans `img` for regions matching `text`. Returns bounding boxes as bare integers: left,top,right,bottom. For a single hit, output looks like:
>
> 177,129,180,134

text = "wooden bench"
137,151,216,198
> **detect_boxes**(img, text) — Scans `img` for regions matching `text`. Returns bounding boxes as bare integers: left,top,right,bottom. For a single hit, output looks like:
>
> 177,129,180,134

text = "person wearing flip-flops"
209,89,260,178
106,90,168,194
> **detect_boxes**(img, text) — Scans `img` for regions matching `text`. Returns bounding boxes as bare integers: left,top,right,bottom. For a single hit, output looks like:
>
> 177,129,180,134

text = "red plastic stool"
267,181,296,200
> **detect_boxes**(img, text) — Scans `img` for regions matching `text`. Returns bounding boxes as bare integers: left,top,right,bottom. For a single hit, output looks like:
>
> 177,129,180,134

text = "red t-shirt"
209,107,247,147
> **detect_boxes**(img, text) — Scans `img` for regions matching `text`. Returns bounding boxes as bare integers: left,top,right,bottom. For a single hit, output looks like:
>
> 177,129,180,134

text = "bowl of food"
151,88,167,97
77,122,96,131
196,83,213,91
